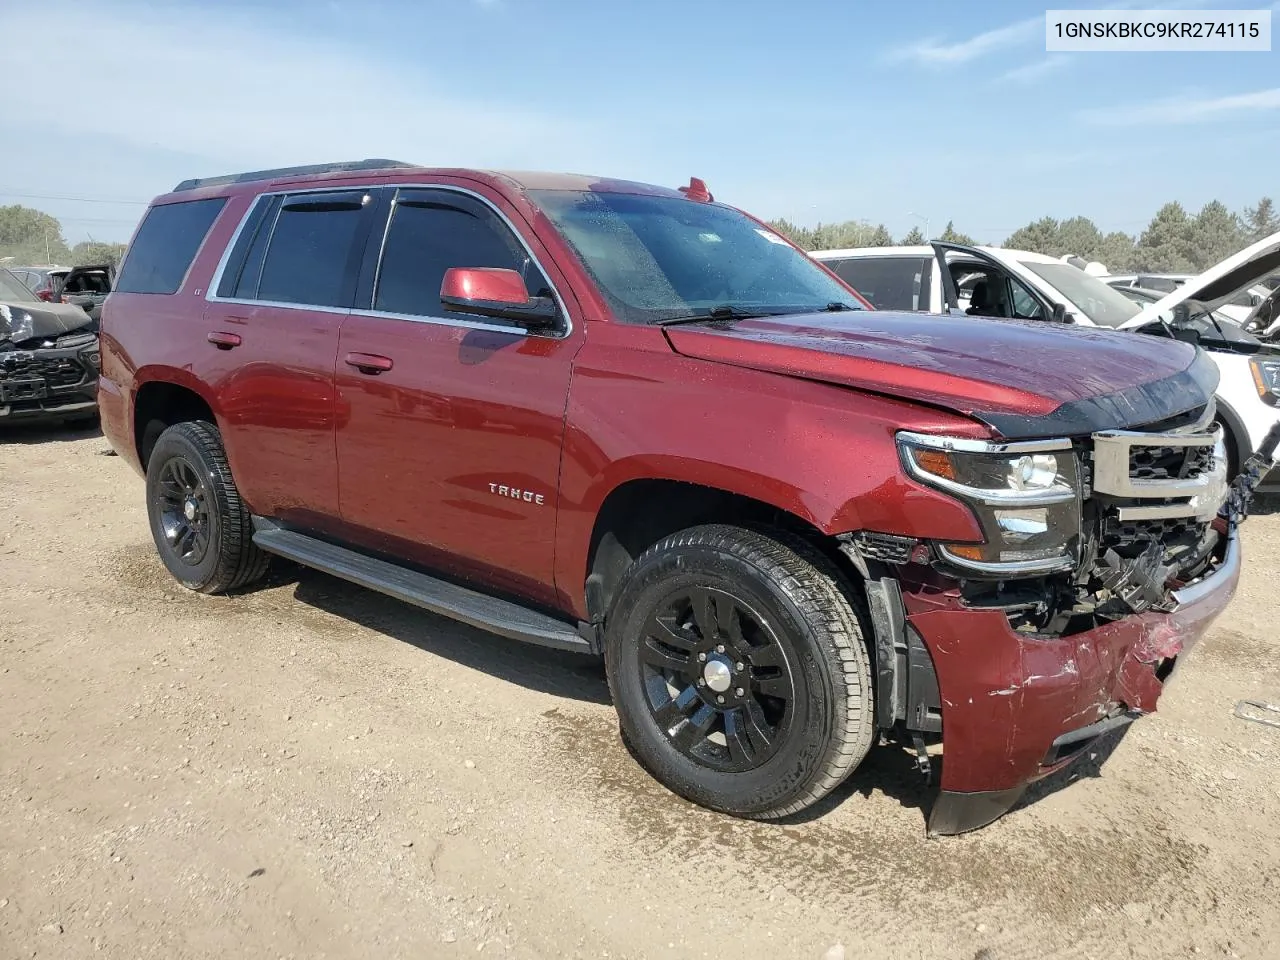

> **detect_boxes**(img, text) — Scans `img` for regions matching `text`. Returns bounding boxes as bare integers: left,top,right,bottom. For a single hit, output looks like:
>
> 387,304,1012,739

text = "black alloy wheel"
638,585,795,772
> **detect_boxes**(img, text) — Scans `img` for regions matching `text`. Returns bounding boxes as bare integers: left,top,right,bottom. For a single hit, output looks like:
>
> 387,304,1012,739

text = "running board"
251,521,592,654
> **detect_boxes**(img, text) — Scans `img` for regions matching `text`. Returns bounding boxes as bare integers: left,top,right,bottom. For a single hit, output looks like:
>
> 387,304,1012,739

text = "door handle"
344,352,393,375
207,331,242,350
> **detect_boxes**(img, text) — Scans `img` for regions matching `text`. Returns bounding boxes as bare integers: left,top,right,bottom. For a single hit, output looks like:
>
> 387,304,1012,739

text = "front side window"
255,192,369,308
115,197,227,295
373,190,548,322
530,190,863,324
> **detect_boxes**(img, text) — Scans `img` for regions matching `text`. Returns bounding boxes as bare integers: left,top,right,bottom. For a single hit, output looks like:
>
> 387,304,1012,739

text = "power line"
0,191,149,205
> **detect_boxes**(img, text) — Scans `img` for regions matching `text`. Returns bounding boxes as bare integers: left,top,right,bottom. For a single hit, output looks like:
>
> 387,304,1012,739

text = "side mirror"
440,267,557,328
1050,303,1071,323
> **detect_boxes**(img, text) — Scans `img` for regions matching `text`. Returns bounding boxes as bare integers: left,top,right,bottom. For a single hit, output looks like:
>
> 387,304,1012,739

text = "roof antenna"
678,177,713,202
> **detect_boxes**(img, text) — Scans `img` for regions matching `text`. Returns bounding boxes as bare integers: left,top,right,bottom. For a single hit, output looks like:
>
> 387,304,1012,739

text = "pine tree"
900,226,925,245
1243,197,1279,243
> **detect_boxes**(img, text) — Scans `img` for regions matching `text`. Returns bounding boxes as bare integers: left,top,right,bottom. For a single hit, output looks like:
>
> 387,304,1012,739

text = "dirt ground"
1,424,1278,960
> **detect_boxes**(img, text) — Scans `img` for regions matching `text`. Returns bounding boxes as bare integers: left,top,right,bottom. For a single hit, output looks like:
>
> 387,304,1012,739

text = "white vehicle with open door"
813,240,1280,490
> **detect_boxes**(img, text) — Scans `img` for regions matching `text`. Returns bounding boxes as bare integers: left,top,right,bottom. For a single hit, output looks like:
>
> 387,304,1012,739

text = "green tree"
1243,197,1279,243
0,205,71,264
1096,231,1137,273
900,226,925,245
938,220,974,245
1058,217,1104,260
1005,216,1061,255
70,241,128,268
1135,202,1196,273
1191,200,1244,269
867,224,893,247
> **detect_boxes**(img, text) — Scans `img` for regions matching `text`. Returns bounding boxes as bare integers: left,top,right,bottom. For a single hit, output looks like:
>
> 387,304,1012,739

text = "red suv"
100,159,1255,834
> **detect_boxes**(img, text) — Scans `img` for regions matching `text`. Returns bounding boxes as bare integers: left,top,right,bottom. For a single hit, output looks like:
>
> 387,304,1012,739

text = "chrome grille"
1090,404,1228,522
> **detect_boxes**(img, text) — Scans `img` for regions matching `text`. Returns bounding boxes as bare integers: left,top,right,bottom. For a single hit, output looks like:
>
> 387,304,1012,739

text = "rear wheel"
145,420,268,594
604,524,874,819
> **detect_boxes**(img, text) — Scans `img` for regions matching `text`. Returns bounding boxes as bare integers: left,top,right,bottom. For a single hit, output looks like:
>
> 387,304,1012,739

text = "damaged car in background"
0,266,101,425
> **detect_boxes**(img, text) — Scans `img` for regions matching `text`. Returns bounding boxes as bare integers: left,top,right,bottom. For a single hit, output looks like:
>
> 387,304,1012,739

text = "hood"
0,300,97,345
1120,230,1280,330
664,310,1217,439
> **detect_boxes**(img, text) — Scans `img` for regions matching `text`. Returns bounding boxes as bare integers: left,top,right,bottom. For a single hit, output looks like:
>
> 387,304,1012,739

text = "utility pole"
908,211,931,242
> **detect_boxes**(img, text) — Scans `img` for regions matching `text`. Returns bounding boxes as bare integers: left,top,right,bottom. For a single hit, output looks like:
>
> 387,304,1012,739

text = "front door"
334,186,581,606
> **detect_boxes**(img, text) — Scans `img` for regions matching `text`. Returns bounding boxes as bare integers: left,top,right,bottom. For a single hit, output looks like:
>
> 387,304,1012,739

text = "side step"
251,522,593,655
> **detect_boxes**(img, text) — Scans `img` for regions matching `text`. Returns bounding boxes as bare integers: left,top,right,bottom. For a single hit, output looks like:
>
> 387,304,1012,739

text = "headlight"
0,304,36,344
1250,358,1280,407
898,431,1081,576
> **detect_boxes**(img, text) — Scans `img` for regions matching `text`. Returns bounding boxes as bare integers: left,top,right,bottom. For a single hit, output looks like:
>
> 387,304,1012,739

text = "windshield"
1020,261,1141,328
0,268,39,303
530,190,865,324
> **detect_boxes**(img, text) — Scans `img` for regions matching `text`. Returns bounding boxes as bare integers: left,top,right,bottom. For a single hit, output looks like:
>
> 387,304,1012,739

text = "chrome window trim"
205,182,573,341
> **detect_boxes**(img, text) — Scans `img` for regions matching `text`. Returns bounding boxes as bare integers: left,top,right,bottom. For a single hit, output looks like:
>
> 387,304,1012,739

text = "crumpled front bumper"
904,529,1241,836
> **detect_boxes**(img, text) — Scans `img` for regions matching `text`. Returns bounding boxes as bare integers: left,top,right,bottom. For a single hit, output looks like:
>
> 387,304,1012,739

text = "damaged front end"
843,402,1275,836
0,303,101,423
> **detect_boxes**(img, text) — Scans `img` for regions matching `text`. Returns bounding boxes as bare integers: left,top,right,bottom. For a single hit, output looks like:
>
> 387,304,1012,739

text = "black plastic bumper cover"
927,786,1028,836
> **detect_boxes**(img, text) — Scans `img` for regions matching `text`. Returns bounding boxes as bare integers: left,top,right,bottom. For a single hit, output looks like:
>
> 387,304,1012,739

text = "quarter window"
115,197,226,295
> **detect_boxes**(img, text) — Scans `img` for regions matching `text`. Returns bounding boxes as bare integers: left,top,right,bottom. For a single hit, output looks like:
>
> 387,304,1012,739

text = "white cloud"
1079,88,1280,125
886,15,1041,65
0,0,594,179
998,56,1072,85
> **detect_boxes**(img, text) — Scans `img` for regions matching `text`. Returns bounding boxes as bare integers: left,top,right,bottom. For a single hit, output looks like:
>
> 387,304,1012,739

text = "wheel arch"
132,369,219,469
1214,396,1251,475
578,473,864,628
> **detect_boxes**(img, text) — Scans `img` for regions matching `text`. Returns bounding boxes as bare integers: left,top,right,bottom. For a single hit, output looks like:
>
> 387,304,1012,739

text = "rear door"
333,185,581,605
205,187,383,528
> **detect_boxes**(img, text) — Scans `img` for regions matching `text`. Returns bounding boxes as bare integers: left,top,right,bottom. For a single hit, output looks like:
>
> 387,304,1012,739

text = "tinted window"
116,197,226,294
216,194,282,299
256,192,368,308
824,257,929,311
1138,276,1179,293
374,191,548,321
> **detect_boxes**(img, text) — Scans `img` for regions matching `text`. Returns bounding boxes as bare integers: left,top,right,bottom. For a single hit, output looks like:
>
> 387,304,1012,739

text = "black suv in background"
0,267,101,425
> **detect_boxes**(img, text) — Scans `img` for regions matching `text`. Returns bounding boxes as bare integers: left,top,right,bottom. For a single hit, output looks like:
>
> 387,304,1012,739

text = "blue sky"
2,0,1278,245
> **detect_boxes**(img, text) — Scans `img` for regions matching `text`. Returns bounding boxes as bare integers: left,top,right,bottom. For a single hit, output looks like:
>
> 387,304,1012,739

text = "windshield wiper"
654,305,769,327
822,301,858,311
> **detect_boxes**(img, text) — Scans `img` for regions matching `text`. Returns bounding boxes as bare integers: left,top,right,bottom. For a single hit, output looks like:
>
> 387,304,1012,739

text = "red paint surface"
902,553,1240,795
440,266,530,305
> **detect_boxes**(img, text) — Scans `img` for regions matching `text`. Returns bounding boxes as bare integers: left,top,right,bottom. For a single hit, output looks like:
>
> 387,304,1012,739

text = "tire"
145,420,269,594
604,523,875,819
1215,416,1241,481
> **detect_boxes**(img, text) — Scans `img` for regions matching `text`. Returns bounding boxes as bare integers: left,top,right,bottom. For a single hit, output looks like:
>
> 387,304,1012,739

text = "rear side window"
256,192,370,308
115,197,227,294
372,189,547,322
825,257,931,311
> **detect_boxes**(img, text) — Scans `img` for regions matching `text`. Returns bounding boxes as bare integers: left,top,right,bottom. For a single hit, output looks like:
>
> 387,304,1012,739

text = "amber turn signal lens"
913,448,956,481
1252,362,1269,398
944,544,986,562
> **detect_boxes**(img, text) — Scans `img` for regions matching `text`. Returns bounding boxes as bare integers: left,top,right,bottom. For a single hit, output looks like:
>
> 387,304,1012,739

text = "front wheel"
604,524,875,819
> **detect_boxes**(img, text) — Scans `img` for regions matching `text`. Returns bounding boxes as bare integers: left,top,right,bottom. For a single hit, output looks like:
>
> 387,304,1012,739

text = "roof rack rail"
172,158,416,193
